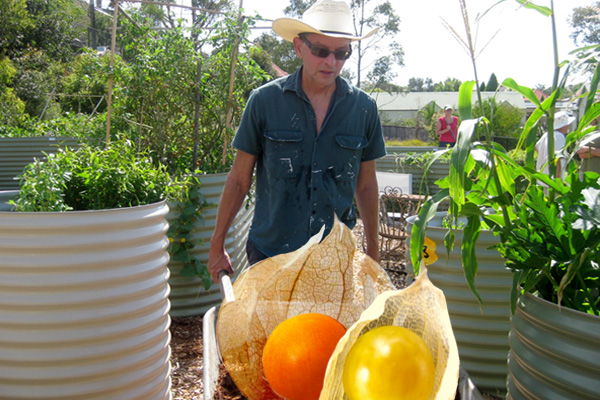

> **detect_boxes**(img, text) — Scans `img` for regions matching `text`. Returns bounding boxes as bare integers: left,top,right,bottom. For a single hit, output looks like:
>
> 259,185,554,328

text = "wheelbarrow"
202,272,486,400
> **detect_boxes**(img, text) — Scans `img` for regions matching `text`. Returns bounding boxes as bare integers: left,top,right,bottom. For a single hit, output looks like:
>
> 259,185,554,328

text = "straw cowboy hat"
272,0,379,42
554,111,576,130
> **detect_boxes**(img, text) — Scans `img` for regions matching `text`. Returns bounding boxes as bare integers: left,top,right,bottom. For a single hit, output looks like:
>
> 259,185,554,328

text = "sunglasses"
300,36,352,61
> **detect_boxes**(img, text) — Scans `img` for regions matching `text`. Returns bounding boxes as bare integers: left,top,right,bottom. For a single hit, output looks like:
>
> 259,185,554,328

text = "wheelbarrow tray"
202,305,486,400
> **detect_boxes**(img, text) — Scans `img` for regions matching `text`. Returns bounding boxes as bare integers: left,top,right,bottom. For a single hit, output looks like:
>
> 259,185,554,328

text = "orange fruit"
262,313,347,400
342,325,435,400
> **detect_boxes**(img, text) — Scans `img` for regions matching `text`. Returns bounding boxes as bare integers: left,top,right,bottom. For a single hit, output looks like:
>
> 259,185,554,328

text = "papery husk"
320,266,459,400
216,217,395,400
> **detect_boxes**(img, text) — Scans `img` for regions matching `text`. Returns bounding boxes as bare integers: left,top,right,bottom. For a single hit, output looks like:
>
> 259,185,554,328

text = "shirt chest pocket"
333,134,369,181
264,130,304,179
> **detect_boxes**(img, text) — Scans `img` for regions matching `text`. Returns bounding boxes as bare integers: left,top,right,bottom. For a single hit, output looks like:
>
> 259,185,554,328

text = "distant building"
371,91,526,122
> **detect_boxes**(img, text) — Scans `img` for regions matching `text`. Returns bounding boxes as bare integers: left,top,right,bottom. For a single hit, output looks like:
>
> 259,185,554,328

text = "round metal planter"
376,154,449,196
0,202,172,400
507,292,600,399
408,212,512,393
167,173,253,317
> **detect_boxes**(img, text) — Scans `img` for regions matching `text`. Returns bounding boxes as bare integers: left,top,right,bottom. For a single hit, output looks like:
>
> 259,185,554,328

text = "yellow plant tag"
423,236,439,265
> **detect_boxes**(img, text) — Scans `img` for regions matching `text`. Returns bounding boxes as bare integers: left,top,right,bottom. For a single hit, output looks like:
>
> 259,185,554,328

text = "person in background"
577,115,600,177
535,111,576,183
207,0,384,283
436,105,458,148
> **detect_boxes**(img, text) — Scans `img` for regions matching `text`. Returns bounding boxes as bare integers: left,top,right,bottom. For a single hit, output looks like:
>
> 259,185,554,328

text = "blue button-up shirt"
232,67,386,257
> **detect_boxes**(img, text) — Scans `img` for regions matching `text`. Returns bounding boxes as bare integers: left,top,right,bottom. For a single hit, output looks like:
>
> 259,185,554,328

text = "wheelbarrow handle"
218,270,235,303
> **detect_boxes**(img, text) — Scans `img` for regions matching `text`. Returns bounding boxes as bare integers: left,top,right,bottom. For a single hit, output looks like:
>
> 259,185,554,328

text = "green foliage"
12,49,63,119
396,150,451,167
114,10,268,175
0,0,33,57
497,170,600,315
407,77,434,92
254,32,302,75
385,139,430,147
570,1,600,46
0,113,110,145
485,73,499,91
416,101,439,139
20,0,86,61
60,49,112,114
472,97,525,138
13,140,173,212
0,57,26,125
434,77,463,92
410,3,600,315
167,175,214,290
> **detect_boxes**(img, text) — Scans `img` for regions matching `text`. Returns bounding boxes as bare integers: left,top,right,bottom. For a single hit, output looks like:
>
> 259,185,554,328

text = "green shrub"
60,49,112,114
396,150,452,167
386,139,431,147
13,140,174,211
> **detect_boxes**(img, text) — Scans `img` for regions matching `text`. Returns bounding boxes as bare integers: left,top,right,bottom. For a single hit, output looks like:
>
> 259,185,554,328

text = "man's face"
444,109,453,117
293,33,351,90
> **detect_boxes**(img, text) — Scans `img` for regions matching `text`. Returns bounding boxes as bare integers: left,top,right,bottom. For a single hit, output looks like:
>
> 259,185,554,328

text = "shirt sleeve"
360,96,386,162
232,89,263,156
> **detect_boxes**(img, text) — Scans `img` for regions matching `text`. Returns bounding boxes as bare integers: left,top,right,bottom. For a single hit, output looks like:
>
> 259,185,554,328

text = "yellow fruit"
342,325,435,400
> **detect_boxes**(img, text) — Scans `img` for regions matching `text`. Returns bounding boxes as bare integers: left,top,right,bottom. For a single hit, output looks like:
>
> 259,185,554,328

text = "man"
535,111,576,182
208,0,384,282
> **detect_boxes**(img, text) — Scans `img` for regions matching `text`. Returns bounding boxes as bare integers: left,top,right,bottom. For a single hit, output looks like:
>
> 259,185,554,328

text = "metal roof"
372,91,526,111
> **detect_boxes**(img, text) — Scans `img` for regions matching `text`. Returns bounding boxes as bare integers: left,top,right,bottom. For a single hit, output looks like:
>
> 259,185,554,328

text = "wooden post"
221,0,244,165
89,0,97,50
105,1,119,145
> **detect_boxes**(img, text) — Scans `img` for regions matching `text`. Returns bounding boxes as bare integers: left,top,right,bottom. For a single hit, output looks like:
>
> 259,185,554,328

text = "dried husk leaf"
320,267,459,400
216,217,395,400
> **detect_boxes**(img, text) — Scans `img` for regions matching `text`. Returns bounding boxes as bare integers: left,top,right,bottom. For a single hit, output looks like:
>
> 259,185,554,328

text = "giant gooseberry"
262,313,347,400
342,325,435,400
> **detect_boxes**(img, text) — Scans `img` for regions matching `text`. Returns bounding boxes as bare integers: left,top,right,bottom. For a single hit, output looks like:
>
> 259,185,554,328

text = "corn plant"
409,0,600,315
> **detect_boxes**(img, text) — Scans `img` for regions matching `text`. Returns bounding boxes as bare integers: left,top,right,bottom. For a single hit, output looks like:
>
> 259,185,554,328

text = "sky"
240,0,594,88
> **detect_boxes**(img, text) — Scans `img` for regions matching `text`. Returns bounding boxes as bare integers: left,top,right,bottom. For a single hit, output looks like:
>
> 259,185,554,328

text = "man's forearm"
355,162,380,261
211,176,250,247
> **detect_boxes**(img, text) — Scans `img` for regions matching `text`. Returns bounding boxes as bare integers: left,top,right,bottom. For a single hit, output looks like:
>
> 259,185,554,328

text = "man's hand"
208,247,234,284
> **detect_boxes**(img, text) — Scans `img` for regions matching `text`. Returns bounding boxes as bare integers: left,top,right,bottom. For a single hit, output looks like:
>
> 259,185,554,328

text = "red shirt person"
436,105,459,148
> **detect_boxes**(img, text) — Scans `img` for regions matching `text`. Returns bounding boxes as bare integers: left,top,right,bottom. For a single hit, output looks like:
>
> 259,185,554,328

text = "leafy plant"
396,151,451,168
167,175,214,290
114,10,269,175
409,1,600,316
13,140,173,211
472,97,524,138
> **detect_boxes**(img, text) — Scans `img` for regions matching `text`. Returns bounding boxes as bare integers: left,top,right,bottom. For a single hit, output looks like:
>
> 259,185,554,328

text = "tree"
433,77,462,92
570,2,600,46
479,82,486,92
407,77,434,92
0,0,33,58
21,0,86,61
284,0,403,88
254,32,302,74
485,73,499,91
